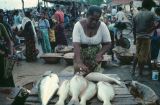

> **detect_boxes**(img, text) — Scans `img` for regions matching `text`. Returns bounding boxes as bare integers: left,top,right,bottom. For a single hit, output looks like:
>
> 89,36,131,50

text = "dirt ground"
12,59,66,86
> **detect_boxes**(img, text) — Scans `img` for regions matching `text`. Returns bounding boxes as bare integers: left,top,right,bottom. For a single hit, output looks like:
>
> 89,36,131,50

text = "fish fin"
68,98,80,105
35,80,40,89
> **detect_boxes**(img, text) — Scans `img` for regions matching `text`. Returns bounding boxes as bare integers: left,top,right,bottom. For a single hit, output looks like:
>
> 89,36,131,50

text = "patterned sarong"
74,44,101,74
136,38,151,64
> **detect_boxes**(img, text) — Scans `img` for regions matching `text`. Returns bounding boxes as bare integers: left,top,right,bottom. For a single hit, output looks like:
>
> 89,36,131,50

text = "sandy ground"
12,59,67,86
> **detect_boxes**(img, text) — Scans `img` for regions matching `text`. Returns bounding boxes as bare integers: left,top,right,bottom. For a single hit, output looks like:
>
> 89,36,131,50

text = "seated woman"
72,5,111,75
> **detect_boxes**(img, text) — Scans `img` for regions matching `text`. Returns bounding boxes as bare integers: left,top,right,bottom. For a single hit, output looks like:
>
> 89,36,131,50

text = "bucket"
152,70,159,80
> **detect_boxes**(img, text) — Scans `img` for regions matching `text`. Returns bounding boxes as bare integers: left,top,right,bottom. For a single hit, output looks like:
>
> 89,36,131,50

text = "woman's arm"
96,42,111,63
96,22,111,63
72,22,81,63
73,42,82,64
72,22,89,73
73,42,89,72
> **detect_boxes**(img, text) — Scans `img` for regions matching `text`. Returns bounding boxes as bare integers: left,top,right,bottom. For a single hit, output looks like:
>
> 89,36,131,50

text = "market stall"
24,70,138,105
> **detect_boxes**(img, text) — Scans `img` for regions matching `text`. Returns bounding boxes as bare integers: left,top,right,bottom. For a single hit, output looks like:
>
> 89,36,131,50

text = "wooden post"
21,0,24,12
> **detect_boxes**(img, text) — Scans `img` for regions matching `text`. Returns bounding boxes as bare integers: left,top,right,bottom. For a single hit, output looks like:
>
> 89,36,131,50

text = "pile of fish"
37,72,122,105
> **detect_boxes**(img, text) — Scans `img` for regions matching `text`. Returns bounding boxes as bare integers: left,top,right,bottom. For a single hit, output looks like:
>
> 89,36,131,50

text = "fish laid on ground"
68,75,88,105
38,73,59,105
80,81,97,105
85,72,121,85
97,81,115,105
55,80,70,105
130,81,158,104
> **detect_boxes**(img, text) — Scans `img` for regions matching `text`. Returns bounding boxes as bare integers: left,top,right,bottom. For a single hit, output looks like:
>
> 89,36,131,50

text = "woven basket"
63,52,74,65
56,46,73,53
116,53,133,64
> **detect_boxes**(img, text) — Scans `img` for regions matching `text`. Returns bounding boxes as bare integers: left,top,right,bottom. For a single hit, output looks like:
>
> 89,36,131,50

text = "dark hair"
155,7,160,16
14,10,19,15
118,7,123,11
142,0,156,10
25,11,31,17
0,9,3,20
86,5,102,17
56,4,60,9
0,9,3,14
137,7,142,11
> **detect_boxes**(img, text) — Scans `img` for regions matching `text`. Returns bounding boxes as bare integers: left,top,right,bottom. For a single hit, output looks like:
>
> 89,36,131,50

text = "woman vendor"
72,5,111,75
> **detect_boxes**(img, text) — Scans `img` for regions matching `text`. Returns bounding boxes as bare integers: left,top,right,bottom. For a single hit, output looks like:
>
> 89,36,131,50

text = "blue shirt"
38,19,50,29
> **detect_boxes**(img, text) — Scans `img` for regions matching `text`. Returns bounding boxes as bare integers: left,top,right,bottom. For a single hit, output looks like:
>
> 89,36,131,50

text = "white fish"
55,80,70,105
38,73,59,105
97,81,115,105
85,72,121,85
68,75,88,105
80,81,97,105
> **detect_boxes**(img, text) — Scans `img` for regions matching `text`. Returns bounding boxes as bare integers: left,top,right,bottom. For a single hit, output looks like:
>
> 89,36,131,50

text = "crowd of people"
0,0,160,87
0,2,84,86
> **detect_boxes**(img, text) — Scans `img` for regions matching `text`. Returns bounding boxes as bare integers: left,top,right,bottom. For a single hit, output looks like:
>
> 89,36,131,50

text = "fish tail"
68,98,80,105
103,100,111,105
41,101,47,105
80,101,86,105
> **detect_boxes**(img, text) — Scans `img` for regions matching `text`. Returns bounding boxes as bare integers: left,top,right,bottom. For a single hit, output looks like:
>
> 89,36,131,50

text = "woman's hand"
77,63,89,73
96,53,103,63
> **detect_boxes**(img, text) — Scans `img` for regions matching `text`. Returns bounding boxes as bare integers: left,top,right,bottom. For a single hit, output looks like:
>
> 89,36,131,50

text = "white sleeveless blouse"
72,21,111,45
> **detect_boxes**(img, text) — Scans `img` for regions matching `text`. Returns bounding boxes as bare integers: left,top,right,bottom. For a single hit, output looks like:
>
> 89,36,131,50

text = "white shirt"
111,8,117,16
115,11,127,22
72,21,111,45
